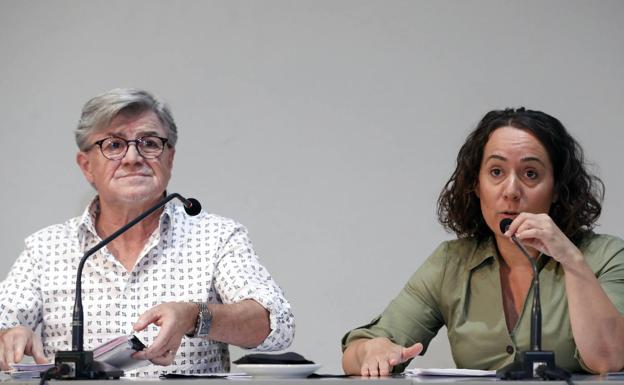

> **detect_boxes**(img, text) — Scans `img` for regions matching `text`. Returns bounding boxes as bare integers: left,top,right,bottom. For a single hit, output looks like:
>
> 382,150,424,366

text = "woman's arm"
562,257,624,373
508,213,624,373
342,337,423,376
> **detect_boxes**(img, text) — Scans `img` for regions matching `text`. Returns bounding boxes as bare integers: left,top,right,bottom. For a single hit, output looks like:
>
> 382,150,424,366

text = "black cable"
39,364,70,385
536,364,575,385
39,367,57,385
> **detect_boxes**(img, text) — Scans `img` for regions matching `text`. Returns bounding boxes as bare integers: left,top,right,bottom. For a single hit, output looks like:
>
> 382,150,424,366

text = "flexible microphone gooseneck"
499,218,542,352
54,193,201,380
495,218,570,381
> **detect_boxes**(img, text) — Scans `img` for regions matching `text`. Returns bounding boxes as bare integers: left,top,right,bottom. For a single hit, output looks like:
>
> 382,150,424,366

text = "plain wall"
1,0,623,374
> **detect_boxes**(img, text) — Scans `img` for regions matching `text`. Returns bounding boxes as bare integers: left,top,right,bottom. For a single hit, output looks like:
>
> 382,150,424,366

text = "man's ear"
76,151,95,185
166,147,175,169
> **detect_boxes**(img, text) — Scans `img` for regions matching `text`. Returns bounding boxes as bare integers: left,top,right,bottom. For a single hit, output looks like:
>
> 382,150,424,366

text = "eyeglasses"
92,136,169,160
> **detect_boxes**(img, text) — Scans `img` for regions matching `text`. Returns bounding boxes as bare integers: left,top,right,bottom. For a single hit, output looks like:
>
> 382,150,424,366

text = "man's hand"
132,302,198,366
0,326,48,370
344,337,423,376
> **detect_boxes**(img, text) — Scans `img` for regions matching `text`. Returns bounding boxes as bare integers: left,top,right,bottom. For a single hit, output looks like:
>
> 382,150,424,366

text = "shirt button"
506,345,515,354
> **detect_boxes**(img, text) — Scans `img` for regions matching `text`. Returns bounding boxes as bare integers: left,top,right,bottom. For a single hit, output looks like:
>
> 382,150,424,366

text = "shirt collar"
466,236,498,271
465,235,554,271
77,197,100,242
76,195,175,245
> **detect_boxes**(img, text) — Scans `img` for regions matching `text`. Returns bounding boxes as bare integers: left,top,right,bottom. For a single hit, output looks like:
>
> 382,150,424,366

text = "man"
0,88,295,376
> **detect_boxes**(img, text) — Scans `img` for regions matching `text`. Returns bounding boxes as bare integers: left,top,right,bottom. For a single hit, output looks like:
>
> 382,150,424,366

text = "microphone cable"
39,364,70,385
536,364,574,385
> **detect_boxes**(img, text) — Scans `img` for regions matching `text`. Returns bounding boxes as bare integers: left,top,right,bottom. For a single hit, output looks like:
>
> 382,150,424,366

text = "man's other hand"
131,302,198,366
0,326,48,370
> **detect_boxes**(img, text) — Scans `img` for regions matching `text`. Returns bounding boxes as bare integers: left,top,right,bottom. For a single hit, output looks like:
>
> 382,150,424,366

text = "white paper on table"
405,368,496,377
8,335,148,376
195,372,249,378
163,372,250,378
8,363,55,378
9,370,51,379
10,363,55,372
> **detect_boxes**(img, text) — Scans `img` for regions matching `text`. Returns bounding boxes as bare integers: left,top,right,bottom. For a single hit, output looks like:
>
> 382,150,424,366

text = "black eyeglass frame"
92,136,170,160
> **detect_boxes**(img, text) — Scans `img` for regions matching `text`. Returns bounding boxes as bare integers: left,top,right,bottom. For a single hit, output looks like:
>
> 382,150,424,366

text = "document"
405,368,496,377
162,372,250,379
7,363,56,379
92,334,149,371
8,335,148,378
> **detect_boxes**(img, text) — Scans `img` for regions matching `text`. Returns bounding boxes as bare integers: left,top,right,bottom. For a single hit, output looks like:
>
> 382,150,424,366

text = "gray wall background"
1,0,623,374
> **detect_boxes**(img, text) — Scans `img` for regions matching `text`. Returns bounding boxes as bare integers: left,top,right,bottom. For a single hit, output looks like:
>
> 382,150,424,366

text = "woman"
341,108,624,376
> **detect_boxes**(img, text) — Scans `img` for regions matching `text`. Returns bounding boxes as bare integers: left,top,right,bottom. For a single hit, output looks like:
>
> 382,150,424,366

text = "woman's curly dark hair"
437,108,604,244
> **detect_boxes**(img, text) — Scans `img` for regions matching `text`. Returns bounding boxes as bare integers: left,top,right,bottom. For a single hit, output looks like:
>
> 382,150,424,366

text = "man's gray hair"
75,88,178,151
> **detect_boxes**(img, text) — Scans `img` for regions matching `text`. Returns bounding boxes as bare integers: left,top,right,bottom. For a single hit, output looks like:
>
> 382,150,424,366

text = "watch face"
198,318,211,336
196,303,212,337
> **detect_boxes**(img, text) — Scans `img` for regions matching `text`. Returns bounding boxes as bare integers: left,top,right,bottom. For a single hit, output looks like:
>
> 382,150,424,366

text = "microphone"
499,218,541,352
496,218,567,380
54,193,202,379
183,198,202,216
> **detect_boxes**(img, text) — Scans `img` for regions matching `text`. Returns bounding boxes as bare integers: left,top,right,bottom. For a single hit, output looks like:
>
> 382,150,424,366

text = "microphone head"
184,198,202,216
499,218,513,234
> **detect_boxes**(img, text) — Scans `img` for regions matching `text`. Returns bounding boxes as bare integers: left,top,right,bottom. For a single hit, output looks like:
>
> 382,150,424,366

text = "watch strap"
186,302,212,338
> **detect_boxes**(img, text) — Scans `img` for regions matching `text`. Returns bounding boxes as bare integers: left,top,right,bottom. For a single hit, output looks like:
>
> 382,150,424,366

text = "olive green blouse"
342,233,624,373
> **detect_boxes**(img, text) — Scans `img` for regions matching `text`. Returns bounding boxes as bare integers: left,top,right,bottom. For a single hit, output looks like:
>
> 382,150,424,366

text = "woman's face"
476,126,555,237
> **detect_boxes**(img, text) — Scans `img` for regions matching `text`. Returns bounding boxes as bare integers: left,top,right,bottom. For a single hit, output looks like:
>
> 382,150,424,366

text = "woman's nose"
502,174,521,200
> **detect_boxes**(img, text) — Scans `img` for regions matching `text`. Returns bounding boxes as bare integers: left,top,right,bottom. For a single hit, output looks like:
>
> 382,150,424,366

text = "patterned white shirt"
0,197,295,376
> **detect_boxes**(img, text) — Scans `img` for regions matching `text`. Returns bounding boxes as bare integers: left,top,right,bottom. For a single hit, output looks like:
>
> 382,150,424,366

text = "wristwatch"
186,302,212,338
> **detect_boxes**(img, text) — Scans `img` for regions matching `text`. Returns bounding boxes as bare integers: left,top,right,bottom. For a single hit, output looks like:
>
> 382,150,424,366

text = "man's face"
76,110,175,206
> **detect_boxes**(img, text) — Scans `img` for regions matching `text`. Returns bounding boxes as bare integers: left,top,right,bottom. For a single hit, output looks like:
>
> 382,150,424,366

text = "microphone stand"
496,219,569,380
53,193,201,379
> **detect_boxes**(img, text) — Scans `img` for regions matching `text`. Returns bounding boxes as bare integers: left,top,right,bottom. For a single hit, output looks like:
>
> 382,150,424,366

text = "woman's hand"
343,337,423,376
505,213,583,267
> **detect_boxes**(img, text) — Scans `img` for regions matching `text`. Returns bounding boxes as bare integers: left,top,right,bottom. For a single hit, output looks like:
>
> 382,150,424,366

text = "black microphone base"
496,351,557,380
54,351,124,380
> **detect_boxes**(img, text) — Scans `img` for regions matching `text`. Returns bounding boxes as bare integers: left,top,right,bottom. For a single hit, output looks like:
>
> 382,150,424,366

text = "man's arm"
132,222,293,366
203,300,270,348
0,246,46,370
211,224,295,351
132,299,269,365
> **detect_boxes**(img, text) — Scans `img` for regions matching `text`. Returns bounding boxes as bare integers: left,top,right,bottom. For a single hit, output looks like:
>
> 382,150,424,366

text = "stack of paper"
6,335,148,378
92,335,149,371
9,363,56,379
405,368,496,377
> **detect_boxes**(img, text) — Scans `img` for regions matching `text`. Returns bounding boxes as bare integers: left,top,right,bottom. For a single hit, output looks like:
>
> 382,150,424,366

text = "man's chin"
113,187,165,205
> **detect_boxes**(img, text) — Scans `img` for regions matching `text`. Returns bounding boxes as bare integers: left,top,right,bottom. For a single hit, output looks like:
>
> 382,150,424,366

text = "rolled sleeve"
594,238,624,314
0,245,43,331
574,234,624,372
341,243,448,372
213,224,294,351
